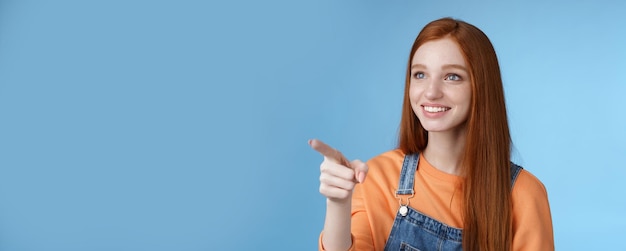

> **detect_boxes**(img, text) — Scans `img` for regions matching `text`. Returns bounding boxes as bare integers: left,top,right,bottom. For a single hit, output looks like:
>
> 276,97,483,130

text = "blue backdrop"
0,0,624,250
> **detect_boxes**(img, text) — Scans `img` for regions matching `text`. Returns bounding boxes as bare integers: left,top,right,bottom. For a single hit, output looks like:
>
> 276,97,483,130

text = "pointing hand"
309,139,369,202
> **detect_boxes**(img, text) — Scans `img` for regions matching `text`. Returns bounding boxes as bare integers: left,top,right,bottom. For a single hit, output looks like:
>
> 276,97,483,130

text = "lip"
421,103,451,119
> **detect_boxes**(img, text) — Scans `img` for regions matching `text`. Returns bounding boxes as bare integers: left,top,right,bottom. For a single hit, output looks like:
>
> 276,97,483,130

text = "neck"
423,127,466,176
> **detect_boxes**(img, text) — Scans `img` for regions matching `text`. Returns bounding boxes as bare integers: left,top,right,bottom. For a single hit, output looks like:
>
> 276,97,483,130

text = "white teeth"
424,106,449,113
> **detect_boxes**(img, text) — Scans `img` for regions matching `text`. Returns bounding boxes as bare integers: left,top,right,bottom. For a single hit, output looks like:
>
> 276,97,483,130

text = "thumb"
350,159,369,183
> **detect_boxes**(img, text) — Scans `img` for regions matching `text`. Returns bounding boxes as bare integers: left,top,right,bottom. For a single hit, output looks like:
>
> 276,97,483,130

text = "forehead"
411,38,467,67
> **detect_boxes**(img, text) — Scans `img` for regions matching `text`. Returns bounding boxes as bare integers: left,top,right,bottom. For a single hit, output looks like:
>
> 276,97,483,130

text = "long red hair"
398,18,513,251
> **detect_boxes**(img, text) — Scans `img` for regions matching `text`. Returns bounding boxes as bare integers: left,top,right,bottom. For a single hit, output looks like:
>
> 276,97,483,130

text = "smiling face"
409,37,472,134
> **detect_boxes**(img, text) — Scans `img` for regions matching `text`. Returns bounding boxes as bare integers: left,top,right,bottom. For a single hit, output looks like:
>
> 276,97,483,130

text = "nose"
424,79,443,100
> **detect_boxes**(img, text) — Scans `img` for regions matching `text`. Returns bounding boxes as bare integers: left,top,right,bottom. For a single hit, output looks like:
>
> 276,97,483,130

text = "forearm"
321,198,353,251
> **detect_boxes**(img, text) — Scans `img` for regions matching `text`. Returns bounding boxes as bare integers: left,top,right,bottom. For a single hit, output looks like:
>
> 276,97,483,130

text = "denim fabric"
383,153,523,251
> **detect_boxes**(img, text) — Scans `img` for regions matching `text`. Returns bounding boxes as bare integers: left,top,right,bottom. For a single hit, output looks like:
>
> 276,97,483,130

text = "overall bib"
383,153,522,251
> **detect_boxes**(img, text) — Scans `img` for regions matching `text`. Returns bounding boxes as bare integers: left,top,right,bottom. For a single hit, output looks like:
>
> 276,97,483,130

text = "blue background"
0,0,624,250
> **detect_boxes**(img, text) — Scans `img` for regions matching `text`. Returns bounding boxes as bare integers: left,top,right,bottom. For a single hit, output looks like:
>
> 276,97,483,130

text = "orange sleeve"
511,170,555,251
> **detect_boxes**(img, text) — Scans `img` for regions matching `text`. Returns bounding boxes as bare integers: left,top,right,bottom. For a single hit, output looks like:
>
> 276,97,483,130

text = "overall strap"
396,155,524,193
510,162,523,187
396,153,420,195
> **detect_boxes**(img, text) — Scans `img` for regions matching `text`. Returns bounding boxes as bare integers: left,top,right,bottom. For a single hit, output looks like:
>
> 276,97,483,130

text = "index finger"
308,139,349,166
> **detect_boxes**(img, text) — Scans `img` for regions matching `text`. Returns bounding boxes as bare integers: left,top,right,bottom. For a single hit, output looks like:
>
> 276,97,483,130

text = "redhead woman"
309,17,554,251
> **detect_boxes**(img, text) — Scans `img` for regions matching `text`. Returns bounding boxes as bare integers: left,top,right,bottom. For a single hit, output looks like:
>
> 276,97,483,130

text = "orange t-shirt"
319,149,554,250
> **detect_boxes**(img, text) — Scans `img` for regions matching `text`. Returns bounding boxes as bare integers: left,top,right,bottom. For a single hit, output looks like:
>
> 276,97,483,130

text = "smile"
423,106,451,113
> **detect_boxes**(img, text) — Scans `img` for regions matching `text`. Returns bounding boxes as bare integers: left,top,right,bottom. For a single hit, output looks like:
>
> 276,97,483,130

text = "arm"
309,139,368,251
321,198,353,251
318,172,376,251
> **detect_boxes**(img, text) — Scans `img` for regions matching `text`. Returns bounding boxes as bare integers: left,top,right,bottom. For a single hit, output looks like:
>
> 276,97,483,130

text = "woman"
309,17,554,251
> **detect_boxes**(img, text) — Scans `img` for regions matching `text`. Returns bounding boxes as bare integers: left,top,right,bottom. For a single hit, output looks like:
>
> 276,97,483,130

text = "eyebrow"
411,64,468,72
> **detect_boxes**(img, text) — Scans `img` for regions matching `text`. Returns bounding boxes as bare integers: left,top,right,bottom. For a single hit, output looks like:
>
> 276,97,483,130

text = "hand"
309,139,369,202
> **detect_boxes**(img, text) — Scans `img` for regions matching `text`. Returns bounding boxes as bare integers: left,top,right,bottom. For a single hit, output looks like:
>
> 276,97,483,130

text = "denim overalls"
383,153,522,251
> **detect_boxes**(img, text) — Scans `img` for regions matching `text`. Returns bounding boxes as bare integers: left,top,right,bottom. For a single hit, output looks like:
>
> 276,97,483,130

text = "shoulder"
512,168,549,199
510,167,555,249
362,149,406,185
366,149,405,170
511,167,552,215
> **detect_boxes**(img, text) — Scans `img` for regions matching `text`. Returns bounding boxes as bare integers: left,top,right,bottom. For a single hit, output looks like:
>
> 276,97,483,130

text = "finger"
319,184,351,200
320,173,356,191
308,139,349,165
350,159,369,183
320,161,355,181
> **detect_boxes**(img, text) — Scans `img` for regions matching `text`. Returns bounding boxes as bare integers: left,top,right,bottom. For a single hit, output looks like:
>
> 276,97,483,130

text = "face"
409,37,472,134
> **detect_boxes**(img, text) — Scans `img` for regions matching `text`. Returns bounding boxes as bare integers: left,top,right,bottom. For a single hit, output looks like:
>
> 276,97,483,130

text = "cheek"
461,86,472,106
408,85,422,114
457,87,472,117
408,83,420,102
451,84,472,105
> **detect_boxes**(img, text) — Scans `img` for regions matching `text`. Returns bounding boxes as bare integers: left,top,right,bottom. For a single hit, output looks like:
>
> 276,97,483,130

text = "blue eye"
446,74,461,81
413,72,425,79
